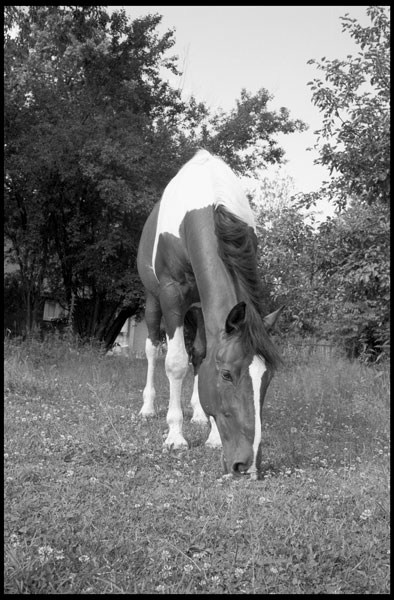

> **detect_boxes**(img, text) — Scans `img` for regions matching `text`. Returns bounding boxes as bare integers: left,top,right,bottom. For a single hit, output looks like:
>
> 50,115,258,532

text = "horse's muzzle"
222,452,253,476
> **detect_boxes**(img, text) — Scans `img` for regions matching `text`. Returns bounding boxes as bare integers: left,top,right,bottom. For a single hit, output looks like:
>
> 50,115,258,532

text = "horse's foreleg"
188,306,209,424
164,326,189,448
190,373,208,423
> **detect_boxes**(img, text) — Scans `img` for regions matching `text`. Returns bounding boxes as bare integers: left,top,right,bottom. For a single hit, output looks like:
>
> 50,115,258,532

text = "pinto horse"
137,149,282,477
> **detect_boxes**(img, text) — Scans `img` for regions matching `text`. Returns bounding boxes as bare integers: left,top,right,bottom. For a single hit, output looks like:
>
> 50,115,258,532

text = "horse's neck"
183,208,238,340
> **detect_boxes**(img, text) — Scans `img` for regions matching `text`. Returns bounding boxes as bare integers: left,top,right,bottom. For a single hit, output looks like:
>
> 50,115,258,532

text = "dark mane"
214,204,282,370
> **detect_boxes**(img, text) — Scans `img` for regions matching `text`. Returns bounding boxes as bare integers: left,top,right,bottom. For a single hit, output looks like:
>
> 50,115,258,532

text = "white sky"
110,6,377,220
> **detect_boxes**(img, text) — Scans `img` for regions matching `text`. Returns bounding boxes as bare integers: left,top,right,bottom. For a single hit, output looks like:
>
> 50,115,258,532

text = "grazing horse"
137,149,283,477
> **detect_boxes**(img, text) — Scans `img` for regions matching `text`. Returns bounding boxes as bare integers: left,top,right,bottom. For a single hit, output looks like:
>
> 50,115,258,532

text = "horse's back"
156,150,255,237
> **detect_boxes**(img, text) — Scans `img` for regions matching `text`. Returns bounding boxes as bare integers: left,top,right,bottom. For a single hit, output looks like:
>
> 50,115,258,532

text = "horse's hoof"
163,434,189,450
139,410,156,419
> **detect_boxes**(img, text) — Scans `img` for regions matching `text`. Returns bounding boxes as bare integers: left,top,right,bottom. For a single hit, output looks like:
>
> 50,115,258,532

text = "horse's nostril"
232,462,248,474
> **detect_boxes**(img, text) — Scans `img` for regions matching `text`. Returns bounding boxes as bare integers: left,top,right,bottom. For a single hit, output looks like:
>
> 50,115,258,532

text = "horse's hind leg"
140,293,161,417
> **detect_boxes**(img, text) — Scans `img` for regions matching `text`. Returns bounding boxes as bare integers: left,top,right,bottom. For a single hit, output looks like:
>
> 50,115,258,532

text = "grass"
4,335,390,594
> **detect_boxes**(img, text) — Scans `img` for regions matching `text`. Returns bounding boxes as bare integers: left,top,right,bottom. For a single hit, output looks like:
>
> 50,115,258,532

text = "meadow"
4,335,390,594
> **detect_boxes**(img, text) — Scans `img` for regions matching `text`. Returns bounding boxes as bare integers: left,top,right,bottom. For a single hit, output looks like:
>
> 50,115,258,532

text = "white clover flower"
78,554,90,563
360,509,373,520
38,545,54,564
184,563,194,573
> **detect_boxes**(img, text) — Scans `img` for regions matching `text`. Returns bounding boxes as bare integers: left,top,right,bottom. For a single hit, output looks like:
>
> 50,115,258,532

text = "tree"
291,6,390,362
4,6,307,342
200,88,307,175
313,203,390,360
4,6,187,336
303,5,390,210
255,203,319,337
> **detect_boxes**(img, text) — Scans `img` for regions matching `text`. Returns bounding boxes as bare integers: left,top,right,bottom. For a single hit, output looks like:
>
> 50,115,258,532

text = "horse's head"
198,302,282,477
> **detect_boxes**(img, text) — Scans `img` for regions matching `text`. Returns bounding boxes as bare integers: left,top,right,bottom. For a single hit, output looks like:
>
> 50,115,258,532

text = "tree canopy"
4,5,306,342
302,5,390,210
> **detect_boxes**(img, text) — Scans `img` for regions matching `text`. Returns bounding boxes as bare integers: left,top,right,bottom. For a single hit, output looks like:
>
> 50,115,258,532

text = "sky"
111,5,374,218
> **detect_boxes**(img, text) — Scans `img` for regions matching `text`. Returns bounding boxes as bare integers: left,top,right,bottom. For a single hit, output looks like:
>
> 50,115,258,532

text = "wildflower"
66,470,74,477
54,550,65,560
162,564,172,578
78,554,90,563
161,550,170,561
156,584,166,592
9,533,20,548
360,509,373,520
38,545,54,564
258,496,271,505
211,575,220,584
4,453,9,459
290,427,297,433
184,563,194,573
235,567,244,578
134,503,141,508
270,566,279,574
192,551,208,559
89,476,97,484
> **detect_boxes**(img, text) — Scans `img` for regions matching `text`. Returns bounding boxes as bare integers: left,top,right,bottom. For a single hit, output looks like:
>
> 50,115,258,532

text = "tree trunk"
89,292,101,337
103,304,139,351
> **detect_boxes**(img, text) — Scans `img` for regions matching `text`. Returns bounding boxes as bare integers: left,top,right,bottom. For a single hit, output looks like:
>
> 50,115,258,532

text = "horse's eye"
221,370,233,382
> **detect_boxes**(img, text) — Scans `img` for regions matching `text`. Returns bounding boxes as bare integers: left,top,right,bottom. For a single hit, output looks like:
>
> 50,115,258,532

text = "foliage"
315,202,390,360
201,88,307,175
304,5,390,209
4,338,390,593
287,6,391,361
4,6,187,338
257,205,319,335
4,6,307,341
255,190,390,360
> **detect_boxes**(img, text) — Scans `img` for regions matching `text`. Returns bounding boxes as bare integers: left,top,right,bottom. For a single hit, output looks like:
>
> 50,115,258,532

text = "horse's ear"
225,301,246,334
263,305,285,333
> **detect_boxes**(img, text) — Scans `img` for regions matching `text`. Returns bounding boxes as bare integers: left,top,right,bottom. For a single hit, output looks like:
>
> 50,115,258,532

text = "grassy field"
4,335,390,594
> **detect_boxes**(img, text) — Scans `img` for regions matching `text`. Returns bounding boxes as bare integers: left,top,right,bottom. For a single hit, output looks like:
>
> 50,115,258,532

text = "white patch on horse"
205,416,222,447
140,337,158,416
247,355,267,478
164,327,189,448
190,375,209,423
152,150,256,276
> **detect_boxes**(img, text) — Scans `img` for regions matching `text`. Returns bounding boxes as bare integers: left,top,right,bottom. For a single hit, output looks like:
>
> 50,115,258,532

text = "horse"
137,149,283,477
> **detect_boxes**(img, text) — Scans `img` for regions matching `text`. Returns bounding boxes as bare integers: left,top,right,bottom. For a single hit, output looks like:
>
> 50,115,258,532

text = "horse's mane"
214,204,282,370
